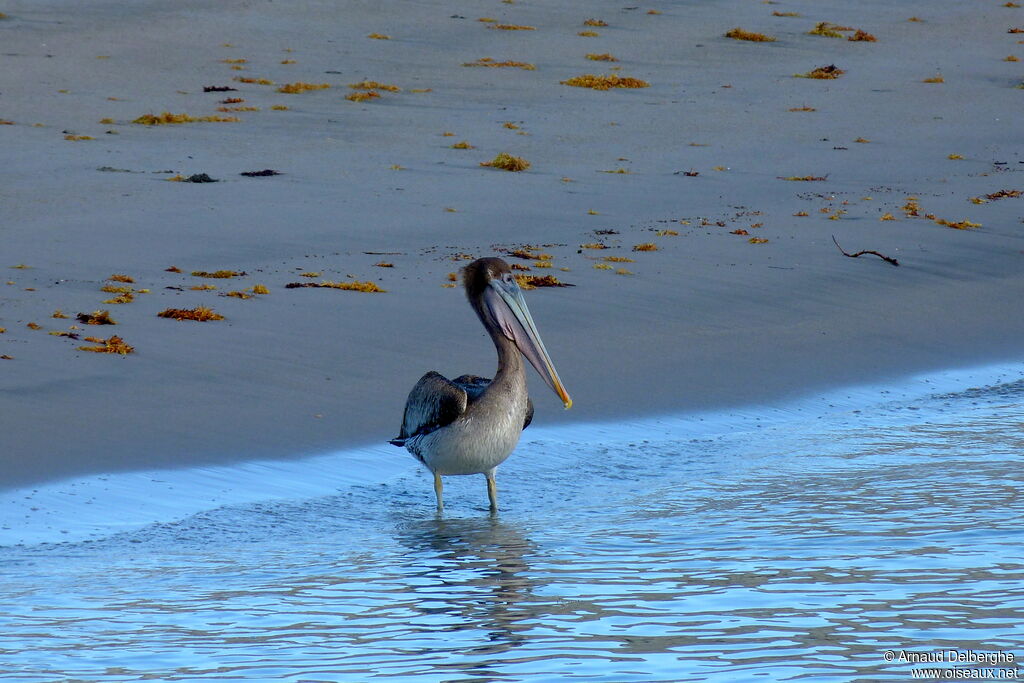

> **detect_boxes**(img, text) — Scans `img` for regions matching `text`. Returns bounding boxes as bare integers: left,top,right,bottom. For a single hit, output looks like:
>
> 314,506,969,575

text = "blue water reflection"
1,368,1022,681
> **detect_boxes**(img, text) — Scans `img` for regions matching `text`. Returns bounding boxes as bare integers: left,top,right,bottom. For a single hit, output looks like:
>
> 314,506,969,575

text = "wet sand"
2,0,1023,488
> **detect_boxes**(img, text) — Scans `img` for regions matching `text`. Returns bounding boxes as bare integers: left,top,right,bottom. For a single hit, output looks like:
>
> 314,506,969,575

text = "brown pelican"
390,257,571,511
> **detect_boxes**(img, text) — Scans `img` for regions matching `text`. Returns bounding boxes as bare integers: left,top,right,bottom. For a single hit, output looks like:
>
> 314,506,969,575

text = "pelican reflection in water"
390,257,571,511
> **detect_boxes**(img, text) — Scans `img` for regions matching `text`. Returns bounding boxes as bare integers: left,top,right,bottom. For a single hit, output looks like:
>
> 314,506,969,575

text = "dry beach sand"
2,0,1023,489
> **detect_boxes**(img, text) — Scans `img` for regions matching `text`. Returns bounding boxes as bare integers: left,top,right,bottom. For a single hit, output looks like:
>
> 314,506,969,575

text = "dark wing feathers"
451,374,491,402
390,371,468,446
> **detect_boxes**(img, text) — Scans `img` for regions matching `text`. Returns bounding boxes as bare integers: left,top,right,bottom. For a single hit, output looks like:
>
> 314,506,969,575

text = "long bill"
484,278,572,409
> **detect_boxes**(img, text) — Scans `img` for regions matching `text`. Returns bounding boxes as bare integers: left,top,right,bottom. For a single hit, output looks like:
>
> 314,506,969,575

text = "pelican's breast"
411,386,527,475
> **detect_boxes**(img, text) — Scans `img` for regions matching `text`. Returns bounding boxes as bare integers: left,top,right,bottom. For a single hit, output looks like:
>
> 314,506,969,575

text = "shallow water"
2,367,1024,682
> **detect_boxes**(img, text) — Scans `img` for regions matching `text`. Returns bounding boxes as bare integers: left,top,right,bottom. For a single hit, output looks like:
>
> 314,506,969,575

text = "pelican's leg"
433,472,444,511
485,469,498,512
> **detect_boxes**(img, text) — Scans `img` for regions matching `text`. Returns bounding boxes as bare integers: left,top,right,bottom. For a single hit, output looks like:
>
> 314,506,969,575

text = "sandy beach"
2,0,1023,489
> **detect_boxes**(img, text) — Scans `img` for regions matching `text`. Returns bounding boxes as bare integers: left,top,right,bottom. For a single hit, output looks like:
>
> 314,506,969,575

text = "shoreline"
3,0,1023,491
4,357,1023,546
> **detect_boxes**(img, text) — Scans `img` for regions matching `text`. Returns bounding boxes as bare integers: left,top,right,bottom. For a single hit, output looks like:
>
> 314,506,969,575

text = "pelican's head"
463,258,572,409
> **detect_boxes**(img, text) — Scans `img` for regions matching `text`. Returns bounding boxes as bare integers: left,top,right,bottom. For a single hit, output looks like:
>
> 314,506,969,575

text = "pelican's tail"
388,437,407,447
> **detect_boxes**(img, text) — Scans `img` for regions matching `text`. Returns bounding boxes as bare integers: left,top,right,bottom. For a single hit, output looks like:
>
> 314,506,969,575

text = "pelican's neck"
491,331,524,386
468,285,525,389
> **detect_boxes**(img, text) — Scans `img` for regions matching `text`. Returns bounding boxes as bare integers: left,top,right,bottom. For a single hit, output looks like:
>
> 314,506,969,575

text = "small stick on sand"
832,235,899,267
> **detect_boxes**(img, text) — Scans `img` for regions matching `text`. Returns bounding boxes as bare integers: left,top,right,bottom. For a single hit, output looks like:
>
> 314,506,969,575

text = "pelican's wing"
451,374,491,403
390,371,468,446
453,374,534,430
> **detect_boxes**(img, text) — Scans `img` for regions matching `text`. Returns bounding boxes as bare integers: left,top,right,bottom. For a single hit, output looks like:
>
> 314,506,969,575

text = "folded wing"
390,371,468,446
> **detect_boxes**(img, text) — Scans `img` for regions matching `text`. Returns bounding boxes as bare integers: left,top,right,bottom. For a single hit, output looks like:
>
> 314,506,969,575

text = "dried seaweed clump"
77,310,117,325
158,306,225,321
450,141,475,149
79,335,134,355
133,112,240,124
807,22,852,38
103,290,135,304
583,19,608,27
109,274,134,283
346,91,380,102
934,217,982,230
514,274,572,290
462,58,536,70
507,248,551,260
849,29,877,42
234,77,275,85
480,152,531,171
277,82,331,93
922,74,945,83
586,53,618,61
349,80,400,92
286,280,386,292
368,33,391,40
724,27,776,42
191,269,244,278
795,65,845,79
488,24,536,31
632,243,659,252
561,74,649,90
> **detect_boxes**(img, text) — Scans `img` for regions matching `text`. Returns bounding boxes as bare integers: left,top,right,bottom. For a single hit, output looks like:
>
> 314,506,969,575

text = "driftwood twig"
831,235,899,267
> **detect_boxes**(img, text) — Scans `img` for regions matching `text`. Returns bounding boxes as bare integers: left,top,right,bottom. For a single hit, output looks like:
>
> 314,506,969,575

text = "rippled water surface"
2,368,1024,681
